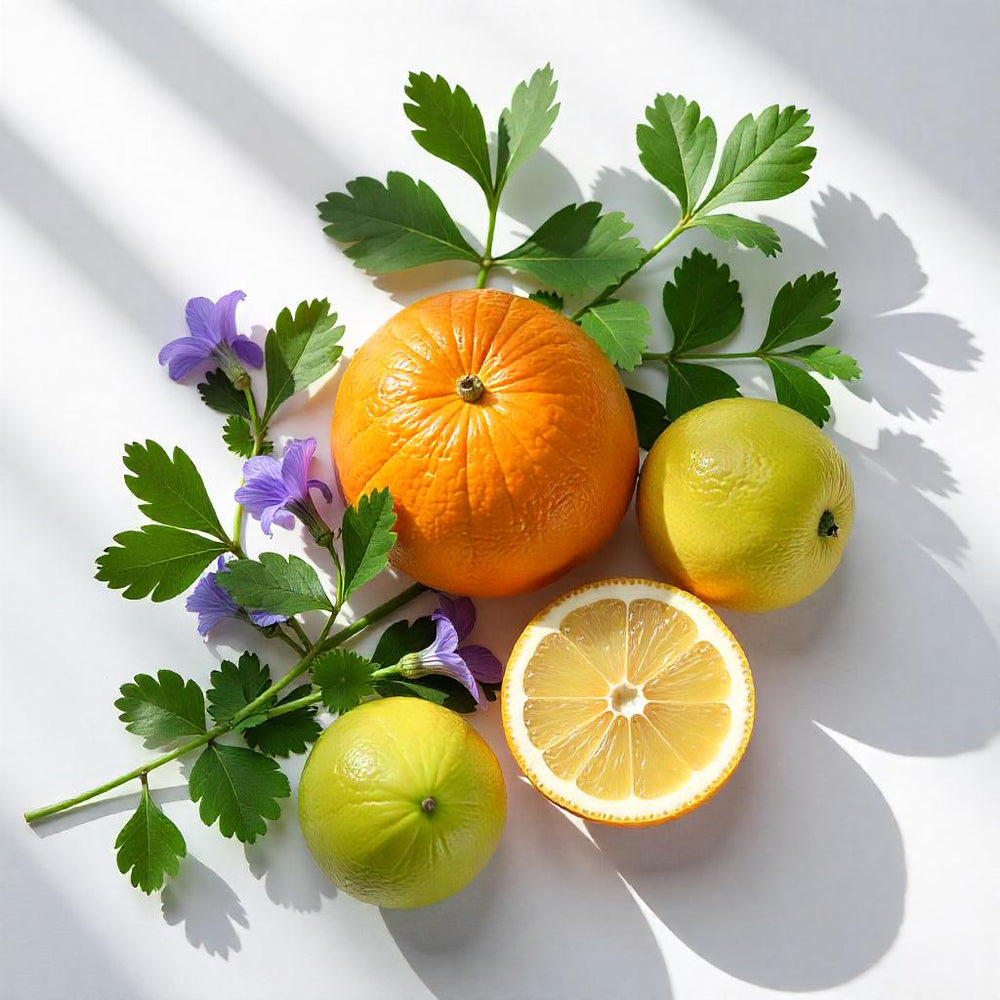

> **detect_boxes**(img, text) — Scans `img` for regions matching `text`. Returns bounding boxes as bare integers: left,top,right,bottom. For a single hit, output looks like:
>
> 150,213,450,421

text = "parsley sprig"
318,68,861,431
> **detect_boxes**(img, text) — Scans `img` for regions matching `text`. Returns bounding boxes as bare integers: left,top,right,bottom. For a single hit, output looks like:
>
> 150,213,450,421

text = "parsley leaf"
497,203,645,296
527,290,564,312
765,357,831,425
115,786,186,894
495,65,560,195
197,368,249,418
637,93,716,216
760,271,840,350
318,172,479,273
116,669,206,746
122,441,227,541
579,301,651,371
242,684,320,758
341,488,397,598
663,249,743,353
96,527,229,602
206,652,270,725
786,344,861,380
626,389,669,450
222,416,254,458
404,72,493,197
665,361,741,420
699,105,815,214
262,299,345,425
371,617,436,667
189,743,289,843
688,214,781,257
313,649,374,714
217,553,333,616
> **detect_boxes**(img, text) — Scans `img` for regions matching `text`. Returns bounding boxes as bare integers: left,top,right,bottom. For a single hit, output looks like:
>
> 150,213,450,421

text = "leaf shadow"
243,780,337,913
160,855,249,958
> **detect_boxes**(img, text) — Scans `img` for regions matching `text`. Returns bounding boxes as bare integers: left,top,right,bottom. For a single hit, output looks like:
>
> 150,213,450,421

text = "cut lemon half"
501,579,754,825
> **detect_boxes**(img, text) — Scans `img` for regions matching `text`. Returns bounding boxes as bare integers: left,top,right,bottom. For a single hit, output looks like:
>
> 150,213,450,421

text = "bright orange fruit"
331,289,639,596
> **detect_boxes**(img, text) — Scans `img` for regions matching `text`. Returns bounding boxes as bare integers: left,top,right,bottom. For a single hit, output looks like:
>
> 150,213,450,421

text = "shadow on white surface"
63,0,342,203
701,0,1000,225
1,833,139,998
161,855,249,958
382,756,673,1000
0,120,180,336
244,789,338,913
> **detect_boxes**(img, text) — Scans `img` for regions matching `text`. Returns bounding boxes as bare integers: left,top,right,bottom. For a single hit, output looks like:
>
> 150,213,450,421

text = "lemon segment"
502,579,754,825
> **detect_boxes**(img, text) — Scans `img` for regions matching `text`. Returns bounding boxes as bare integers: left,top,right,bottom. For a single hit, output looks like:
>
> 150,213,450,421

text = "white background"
2,1,999,998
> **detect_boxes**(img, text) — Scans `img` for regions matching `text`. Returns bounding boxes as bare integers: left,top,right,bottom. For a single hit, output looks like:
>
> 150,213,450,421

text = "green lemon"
298,697,507,908
637,398,854,612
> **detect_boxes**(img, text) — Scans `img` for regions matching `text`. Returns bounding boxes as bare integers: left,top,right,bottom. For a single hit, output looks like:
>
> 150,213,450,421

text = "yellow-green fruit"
636,398,854,612
298,698,507,909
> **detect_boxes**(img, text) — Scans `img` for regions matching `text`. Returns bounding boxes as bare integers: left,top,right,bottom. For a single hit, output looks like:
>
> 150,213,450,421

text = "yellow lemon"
637,398,854,612
502,579,753,825
298,698,506,908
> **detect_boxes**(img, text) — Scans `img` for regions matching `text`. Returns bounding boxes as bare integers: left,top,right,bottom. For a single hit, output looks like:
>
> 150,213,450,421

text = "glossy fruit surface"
637,398,854,612
331,289,639,596
502,578,753,825
298,698,506,909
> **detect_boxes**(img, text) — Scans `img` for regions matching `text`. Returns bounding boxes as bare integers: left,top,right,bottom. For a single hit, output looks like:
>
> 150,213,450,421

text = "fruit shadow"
382,718,673,1000
465,169,996,989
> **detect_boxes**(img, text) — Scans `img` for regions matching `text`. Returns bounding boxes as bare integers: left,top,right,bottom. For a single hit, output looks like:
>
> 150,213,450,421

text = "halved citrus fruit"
501,579,754,825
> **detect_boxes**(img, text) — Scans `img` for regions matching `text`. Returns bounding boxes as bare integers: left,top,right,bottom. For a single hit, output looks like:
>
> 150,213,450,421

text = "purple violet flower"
396,595,503,704
158,291,263,384
186,557,286,636
235,437,333,537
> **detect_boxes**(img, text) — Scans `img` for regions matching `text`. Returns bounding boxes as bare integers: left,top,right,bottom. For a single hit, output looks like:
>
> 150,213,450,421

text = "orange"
502,579,754,825
331,290,639,596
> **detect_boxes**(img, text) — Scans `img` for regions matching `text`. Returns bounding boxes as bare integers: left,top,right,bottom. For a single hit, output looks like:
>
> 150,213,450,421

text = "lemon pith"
502,579,754,826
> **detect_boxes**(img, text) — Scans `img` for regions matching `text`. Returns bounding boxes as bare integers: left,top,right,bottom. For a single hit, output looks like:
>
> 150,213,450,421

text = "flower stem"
475,197,499,290
570,218,691,322
642,350,763,363
23,583,428,824
317,581,429,654
286,618,312,650
231,387,264,553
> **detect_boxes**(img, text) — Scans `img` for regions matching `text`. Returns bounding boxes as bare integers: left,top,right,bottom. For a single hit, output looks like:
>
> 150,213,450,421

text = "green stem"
269,626,308,656
570,218,691,322
317,581,429,654
286,618,312,650
475,197,499,290
264,690,322,718
642,350,763,363
232,387,265,553
23,583,428,824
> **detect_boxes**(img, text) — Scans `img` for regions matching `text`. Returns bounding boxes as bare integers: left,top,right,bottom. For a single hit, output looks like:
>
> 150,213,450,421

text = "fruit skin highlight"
298,698,506,909
331,289,639,597
637,397,854,613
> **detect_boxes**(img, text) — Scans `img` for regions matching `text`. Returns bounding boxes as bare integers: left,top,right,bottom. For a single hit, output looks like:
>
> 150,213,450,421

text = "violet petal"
458,644,503,684
436,594,476,642
212,290,246,342
231,335,263,369
185,297,219,343
158,337,213,381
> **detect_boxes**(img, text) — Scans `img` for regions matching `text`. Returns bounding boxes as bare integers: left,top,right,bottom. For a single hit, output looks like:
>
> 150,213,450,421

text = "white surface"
2,1,998,998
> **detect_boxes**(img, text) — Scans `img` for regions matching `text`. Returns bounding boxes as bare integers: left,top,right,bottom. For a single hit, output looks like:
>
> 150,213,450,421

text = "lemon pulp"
503,580,753,825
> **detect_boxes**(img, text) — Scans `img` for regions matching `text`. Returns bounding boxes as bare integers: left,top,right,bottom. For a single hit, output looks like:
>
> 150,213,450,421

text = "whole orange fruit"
331,289,639,596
